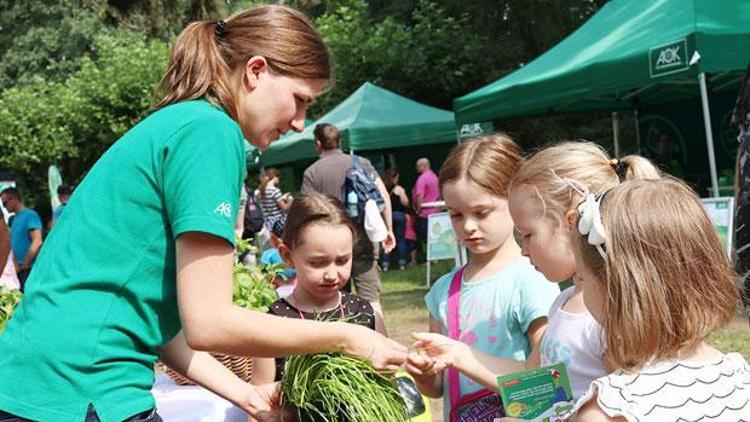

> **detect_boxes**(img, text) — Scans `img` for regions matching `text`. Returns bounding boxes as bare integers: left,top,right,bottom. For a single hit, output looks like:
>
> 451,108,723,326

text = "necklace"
291,289,345,320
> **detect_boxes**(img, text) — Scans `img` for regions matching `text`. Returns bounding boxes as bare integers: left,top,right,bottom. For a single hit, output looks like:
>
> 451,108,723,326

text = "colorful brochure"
497,363,574,421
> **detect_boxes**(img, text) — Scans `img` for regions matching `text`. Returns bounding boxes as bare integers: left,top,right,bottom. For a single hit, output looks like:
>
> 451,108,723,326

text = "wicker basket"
157,353,253,386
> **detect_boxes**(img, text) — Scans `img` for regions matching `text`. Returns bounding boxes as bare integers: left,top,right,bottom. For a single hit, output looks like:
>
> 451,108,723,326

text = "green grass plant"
281,352,407,421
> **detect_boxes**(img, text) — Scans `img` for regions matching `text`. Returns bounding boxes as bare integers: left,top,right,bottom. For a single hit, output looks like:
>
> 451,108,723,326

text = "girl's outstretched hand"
411,331,469,372
405,349,440,378
342,323,408,372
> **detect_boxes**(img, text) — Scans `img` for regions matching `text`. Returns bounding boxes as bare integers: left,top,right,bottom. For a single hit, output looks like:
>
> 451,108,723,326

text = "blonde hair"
154,5,330,119
282,192,357,249
439,133,523,197
509,142,660,225
575,178,741,369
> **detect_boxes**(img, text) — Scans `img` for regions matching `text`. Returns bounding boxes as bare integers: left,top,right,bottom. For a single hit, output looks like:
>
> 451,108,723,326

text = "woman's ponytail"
154,21,235,117
153,5,330,118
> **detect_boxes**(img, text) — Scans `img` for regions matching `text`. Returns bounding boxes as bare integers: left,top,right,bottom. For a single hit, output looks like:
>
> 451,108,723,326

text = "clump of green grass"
280,352,407,422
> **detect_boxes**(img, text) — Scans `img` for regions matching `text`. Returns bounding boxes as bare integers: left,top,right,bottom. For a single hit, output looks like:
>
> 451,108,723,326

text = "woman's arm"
276,193,291,211
394,185,409,207
176,232,407,369
159,331,283,421
0,219,9,269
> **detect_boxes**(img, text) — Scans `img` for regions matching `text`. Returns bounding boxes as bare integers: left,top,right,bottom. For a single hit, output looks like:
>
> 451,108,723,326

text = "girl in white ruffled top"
569,178,750,421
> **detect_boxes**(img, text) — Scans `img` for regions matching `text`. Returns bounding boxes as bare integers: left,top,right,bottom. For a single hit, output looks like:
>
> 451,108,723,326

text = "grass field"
379,261,750,421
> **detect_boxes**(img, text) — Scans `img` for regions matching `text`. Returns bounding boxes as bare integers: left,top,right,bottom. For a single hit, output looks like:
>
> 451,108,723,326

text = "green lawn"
380,262,750,421
380,261,750,359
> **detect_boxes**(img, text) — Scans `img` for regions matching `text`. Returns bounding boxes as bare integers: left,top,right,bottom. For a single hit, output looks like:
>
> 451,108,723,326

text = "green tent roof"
260,82,456,166
454,0,750,125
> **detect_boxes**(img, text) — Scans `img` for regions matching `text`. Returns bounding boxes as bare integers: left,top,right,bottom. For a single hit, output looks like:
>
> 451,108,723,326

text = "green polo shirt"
0,100,245,421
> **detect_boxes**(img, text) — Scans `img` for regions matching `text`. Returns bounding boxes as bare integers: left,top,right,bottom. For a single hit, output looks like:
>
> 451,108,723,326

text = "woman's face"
236,57,326,150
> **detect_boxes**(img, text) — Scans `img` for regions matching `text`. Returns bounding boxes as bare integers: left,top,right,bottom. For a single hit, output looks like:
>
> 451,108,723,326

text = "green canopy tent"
259,82,456,166
454,0,750,197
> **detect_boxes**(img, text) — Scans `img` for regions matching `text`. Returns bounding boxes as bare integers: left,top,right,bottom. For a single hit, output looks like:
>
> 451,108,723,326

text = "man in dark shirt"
301,124,394,332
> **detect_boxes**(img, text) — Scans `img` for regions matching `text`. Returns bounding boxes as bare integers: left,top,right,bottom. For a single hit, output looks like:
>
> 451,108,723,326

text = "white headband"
560,177,607,260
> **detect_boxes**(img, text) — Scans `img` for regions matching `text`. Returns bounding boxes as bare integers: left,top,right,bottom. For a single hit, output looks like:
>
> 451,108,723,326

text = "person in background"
0,188,42,291
381,168,409,271
301,123,394,334
258,167,291,219
235,178,249,240
0,218,18,291
259,212,296,298
50,185,72,229
404,211,418,267
412,157,440,257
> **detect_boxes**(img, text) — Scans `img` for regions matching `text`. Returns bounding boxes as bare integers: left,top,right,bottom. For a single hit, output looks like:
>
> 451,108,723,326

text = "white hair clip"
577,193,607,259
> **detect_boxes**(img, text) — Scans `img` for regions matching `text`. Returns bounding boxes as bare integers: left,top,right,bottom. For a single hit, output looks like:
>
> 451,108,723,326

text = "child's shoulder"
574,352,750,421
268,297,299,318
341,292,376,330
341,292,374,313
426,267,461,297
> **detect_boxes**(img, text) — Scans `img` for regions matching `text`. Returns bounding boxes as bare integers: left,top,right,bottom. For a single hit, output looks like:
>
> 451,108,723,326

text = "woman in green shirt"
0,5,406,422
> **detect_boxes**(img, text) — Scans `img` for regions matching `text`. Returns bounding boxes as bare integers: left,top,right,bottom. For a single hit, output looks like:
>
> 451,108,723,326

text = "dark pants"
343,224,381,302
381,211,407,268
16,269,30,292
0,405,161,422
416,216,429,261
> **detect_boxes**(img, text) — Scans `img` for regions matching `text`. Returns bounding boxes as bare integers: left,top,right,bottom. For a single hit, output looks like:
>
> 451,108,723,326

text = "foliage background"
0,0,609,217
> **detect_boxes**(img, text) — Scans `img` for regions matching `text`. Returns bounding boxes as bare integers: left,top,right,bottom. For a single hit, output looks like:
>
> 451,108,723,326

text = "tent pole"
633,109,642,154
612,112,621,157
698,72,720,197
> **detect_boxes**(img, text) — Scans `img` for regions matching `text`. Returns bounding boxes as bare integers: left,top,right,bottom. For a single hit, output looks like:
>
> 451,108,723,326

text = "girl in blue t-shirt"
406,134,560,420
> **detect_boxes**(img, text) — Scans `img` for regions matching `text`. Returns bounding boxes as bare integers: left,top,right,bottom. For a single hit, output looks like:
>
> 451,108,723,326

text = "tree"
0,30,168,206
311,0,488,114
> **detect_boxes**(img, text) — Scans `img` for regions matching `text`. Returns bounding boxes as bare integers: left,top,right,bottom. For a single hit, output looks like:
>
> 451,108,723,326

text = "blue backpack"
341,155,384,225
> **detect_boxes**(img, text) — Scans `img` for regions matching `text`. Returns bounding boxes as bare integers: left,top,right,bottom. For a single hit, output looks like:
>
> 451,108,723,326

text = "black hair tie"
610,158,627,178
214,20,226,39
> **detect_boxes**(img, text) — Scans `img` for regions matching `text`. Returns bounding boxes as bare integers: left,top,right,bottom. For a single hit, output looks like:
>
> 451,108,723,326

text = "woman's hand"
341,324,407,372
242,382,292,422
405,350,440,379
411,331,469,372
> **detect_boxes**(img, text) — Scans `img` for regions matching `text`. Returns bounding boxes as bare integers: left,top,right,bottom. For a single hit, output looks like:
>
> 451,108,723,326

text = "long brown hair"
575,178,741,369
439,133,523,198
384,168,399,191
281,192,357,249
154,5,330,119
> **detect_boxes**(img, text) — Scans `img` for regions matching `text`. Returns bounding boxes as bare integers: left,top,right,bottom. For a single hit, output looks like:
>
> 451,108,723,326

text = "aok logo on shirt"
214,202,232,218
